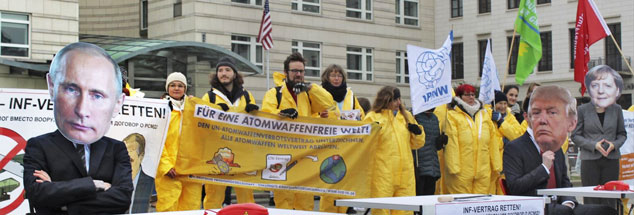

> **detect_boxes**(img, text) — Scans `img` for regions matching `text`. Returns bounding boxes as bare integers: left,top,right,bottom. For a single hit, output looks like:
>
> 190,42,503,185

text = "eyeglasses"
463,93,476,97
289,69,305,73
329,74,343,78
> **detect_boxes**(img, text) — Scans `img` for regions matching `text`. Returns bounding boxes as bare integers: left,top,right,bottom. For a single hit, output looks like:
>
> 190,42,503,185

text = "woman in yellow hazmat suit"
488,91,511,194
443,84,495,194
364,86,425,215
155,72,202,211
318,64,365,213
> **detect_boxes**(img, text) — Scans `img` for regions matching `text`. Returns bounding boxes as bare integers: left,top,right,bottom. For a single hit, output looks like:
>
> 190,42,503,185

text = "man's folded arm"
503,145,549,195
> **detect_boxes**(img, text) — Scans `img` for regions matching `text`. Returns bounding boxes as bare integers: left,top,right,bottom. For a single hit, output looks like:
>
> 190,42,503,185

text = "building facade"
437,0,633,107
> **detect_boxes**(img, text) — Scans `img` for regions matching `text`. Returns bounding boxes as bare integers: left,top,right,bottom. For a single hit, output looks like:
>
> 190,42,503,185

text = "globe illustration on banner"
416,49,448,89
320,155,347,184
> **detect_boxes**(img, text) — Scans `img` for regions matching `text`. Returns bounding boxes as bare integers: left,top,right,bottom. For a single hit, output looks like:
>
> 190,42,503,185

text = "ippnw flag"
407,31,453,115
257,0,274,50
479,39,501,104
574,0,610,95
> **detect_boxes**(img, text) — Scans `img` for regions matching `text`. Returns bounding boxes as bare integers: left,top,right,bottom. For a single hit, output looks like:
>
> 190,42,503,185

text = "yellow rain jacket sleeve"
364,109,424,214
201,89,256,110
497,108,524,141
262,82,336,117
444,102,495,194
628,105,634,112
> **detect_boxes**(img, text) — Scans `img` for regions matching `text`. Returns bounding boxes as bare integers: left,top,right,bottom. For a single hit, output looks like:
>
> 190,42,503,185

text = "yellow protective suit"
498,107,524,141
364,109,425,215
629,105,634,112
443,99,495,194
261,82,336,211
486,106,507,195
319,88,365,213
155,101,202,211
201,88,256,209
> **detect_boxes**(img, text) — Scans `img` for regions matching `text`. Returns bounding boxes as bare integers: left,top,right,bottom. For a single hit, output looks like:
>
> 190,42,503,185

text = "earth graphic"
320,155,346,184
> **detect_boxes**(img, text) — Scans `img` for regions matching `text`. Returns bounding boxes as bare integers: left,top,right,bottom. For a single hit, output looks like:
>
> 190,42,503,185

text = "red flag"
574,0,610,95
257,0,273,50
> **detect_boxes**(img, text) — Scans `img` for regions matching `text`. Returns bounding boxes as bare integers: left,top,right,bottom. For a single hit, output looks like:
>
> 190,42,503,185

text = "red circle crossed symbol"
0,127,27,214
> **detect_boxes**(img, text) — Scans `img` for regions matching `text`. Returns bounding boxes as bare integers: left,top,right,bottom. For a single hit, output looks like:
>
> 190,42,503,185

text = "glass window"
291,0,320,13
141,0,148,30
478,39,490,77
451,0,462,18
451,43,463,79
173,0,182,17
605,23,621,71
0,12,30,57
538,31,552,71
508,0,520,9
396,51,409,84
395,0,418,26
569,28,575,69
537,0,550,4
231,35,263,69
232,0,263,6
507,35,520,74
347,0,372,20
479,0,491,14
292,41,321,77
347,47,373,81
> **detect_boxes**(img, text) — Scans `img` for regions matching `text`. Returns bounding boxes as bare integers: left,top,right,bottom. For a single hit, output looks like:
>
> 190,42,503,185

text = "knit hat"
165,72,187,92
494,90,508,104
216,56,238,74
455,84,476,97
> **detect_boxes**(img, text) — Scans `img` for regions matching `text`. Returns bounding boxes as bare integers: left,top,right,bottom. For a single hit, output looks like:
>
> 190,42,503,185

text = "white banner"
478,38,501,105
0,88,170,214
619,110,634,155
435,197,544,215
408,30,454,115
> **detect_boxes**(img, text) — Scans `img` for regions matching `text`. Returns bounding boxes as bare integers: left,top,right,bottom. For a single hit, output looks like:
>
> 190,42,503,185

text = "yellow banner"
175,98,380,198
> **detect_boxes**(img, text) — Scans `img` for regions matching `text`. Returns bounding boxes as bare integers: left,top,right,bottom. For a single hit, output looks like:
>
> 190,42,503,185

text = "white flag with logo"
407,30,453,115
478,39,501,104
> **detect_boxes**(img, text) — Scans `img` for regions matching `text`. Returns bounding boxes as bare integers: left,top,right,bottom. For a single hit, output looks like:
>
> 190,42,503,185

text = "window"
395,0,418,26
538,31,552,71
508,0,520,9
618,94,632,110
0,12,29,57
450,0,462,18
292,0,320,13
292,41,321,77
479,0,491,14
347,0,372,20
451,43,464,79
231,35,263,69
232,0,263,6
605,23,621,71
569,28,575,69
478,39,490,77
173,0,182,17
347,47,373,81
141,0,148,30
396,51,409,84
537,0,550,4
507,35,520,74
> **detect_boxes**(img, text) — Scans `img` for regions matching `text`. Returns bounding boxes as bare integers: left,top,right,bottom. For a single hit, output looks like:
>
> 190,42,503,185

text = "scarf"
167,95,185,111
454,97,481,118
215,84,242,103
322,81,348,103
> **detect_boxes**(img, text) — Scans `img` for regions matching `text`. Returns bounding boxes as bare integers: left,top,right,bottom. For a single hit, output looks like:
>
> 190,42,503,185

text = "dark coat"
413,112,440,178
23,130,133,214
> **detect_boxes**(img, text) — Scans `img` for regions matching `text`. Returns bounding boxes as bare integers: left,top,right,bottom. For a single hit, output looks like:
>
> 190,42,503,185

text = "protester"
364,86,425,215
443,84,495,194
23,42,133,214
201,56,258,209
494,89,524,143
155,72,202,211
413,108,441,196
504,85,523,123
572,65,626,209
504,85,615,215
357,97,371,114
318,64,365,213
261,52,337,211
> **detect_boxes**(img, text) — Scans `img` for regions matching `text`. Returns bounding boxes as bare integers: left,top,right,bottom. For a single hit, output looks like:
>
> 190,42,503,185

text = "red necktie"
541,150,557,188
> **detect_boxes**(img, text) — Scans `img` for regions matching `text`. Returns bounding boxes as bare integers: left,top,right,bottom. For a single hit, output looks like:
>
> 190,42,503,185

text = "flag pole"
609,34,634,76
266,50,270,90
502,29,516,91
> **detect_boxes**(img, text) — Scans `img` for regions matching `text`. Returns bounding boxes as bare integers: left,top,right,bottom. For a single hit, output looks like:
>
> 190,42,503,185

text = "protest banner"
176,97,380,198
619,110,634,182
0,88,169,214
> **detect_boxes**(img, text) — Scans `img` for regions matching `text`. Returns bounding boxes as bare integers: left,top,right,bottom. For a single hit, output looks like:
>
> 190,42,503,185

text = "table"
132,208,344,215
335,194,546,215
537,186,634,214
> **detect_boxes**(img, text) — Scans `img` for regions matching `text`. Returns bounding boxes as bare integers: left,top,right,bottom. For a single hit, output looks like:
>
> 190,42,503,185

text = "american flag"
257,0,273,50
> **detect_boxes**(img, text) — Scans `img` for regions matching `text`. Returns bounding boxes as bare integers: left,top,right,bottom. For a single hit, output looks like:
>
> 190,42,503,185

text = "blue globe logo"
320,155,347,184
416,49,448,89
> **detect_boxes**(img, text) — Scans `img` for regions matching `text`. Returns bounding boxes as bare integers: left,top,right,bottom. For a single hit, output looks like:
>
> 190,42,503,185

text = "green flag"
514,0,542,85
